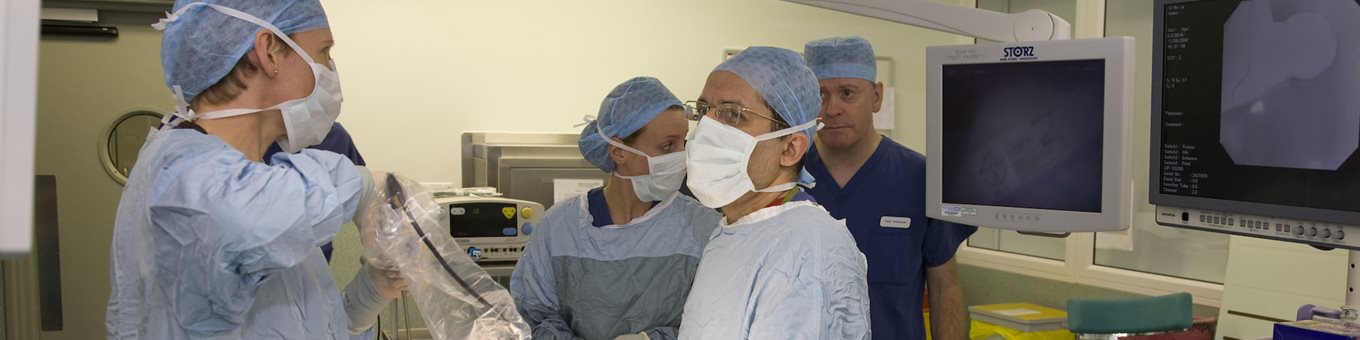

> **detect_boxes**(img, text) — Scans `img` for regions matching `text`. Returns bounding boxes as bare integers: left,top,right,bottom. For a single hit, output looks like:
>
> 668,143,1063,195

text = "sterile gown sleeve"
510,209,585,340
147,149,363,336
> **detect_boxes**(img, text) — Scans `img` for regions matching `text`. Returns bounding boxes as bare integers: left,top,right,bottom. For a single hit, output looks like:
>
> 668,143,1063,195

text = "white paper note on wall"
553,178,603,203
874,87,896,131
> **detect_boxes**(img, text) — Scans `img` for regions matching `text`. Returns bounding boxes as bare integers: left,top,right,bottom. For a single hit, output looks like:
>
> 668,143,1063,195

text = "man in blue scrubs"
803,36,977,339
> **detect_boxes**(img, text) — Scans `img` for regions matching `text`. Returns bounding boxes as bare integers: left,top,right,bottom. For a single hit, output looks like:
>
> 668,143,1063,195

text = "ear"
607,140,629,168
251,30,284,78
780,132,811,167
871,81,885,113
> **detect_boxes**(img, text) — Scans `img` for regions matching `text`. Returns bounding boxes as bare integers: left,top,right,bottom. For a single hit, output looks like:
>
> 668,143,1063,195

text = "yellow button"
521,207,534,219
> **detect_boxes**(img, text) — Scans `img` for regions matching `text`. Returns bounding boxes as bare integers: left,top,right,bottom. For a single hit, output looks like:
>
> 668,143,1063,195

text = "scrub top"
586,187,658,227
511,191,720,340
804,137,977,340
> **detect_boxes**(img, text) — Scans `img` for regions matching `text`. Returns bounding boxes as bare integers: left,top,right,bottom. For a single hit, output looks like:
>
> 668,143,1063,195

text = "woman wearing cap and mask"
106,1,402,338
510,77,722,340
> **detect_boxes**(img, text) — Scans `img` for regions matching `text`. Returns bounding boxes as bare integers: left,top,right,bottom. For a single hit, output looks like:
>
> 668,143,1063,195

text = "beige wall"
324,0,974,183
25,1,979,338
320,0,974,331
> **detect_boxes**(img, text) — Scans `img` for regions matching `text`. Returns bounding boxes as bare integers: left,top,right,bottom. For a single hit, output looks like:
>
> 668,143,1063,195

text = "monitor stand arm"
782,0,1070,42
1303,250,1360,323
1345,250,1360,320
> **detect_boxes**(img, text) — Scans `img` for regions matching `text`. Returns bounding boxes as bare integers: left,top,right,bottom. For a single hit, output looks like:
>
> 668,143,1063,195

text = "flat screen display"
450,202,518,238
941,59,1106,213
1156,0,1360,214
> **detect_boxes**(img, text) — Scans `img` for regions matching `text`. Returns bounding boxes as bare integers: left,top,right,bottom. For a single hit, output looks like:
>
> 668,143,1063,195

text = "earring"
273,69,279,75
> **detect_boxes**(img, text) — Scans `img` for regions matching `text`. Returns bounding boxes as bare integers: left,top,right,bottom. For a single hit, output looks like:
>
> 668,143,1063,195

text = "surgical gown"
804,137,977,339
511,191,720,340
678,200,871,340
106,127,368,339
264,122,367,262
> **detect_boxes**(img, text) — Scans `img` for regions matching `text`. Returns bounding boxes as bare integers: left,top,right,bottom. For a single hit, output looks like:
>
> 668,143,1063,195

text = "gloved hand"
353,168,386,256
614,332,650,340
364,258,406,300
344,257,405,335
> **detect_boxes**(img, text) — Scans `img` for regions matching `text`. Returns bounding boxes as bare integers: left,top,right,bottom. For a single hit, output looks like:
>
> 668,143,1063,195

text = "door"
28,9,171,340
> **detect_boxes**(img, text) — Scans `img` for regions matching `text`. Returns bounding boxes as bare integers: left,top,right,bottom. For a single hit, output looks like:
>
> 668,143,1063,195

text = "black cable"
385,174,495,310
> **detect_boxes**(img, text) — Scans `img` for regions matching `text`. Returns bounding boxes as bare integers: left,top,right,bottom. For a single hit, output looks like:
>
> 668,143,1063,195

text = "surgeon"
678,47,871,340
803,36,977,340
511,77,722,340
106,1,404,338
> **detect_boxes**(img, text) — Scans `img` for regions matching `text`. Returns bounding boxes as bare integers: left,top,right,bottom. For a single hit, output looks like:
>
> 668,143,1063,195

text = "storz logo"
1001,46,1037,61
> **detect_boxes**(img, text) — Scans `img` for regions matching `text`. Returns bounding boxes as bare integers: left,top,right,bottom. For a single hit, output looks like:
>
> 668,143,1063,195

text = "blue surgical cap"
804,36,877,82
713,46,822,185
578,77,683,173
160,0,330,103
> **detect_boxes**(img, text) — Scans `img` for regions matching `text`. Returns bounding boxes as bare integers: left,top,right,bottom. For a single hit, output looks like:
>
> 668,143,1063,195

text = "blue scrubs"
265,123,366,262
804,137,977,340
586,187,660,227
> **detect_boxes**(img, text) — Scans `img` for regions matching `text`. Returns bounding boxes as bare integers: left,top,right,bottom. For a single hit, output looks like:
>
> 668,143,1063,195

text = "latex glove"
365,258,407,300
352,167,384,235
614,332,650,340
344,258,405,335
354,168,397,267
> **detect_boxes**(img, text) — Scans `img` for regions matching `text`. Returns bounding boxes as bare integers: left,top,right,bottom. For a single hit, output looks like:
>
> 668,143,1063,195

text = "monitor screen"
1152,0,1360,220
926,37,1132,232
941,59,1106,213
450,202,519,238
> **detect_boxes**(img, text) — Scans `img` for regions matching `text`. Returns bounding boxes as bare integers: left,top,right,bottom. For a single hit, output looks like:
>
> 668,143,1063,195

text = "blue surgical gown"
106,128,368,339
265,122,367,262
804,137,977,340
511,191,720,340
678,200,871,340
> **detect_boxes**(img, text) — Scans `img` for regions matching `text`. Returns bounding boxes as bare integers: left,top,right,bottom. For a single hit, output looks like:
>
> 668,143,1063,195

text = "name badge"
880,216,912,229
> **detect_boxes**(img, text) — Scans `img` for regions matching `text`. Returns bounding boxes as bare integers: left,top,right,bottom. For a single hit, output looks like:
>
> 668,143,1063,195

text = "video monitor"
927,37,1134,232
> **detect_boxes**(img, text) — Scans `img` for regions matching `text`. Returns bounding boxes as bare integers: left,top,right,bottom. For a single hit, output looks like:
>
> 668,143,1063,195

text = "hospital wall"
4,1,1242,339
322,0,974,183
10,1,978,338
319,0,979,331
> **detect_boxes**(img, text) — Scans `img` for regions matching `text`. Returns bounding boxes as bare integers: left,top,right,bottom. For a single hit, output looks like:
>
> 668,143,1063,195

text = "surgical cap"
804,36,877,82
160,0,330,102
714,47,822,185
579,77,683,173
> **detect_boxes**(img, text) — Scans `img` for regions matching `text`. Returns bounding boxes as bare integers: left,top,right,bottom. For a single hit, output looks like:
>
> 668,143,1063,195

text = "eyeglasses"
684,100,788,129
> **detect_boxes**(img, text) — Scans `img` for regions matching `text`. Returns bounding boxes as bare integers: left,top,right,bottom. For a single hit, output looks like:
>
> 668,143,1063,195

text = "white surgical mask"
598,126,687,202
685,117,820,208
154,3,343,154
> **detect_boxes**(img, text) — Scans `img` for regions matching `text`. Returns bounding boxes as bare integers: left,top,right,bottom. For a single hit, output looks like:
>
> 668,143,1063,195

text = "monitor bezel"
442,198,533,246
1147,0,1360,226
925,37,1134,232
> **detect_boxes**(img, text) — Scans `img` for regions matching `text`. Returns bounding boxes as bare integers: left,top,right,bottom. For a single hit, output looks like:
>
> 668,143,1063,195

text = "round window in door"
99,110,163,185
